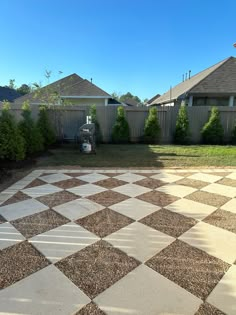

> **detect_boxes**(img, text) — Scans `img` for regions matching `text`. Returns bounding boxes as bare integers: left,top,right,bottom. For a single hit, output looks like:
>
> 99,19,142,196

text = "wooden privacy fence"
4,105,236,144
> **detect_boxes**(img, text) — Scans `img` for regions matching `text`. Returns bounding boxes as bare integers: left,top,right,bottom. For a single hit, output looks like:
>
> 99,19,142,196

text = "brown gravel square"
203,209,236,234
0,214,6,224
204,172,230,177
88,190,128,207
135,178,165,189
134,173,157,177
175,178,208,189
64,172,90,177
0,241,50,289
137,191,179,207
25,178,46,189
37,190,78,208
217,177,236,187
55,240,140,299
140,208,197,238
195,302,226,315
11,209,70,238
95,178,127,189
76,208,134,238
76,302,106,315
99,173,123,177
176,172,197,177
1,191,31,206
54,178,87,189
185,191,230,207
146,239,230,300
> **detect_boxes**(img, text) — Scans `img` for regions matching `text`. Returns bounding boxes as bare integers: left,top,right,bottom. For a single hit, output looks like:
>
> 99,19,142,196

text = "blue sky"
1,0,236,100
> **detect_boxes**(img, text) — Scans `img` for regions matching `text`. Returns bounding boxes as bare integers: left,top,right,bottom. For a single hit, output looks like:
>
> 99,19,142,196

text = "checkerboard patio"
0,168,236,314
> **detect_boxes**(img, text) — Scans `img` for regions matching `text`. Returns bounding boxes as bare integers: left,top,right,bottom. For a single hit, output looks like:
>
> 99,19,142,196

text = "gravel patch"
140,208,197,238
55,240,140,299
88,190,128,207
64,172,90,177
37,190,78,208
99,173,123,177
76,208,134,238
76,302,106,315
25,178,45,189
195,302,226,315
54,178,87,189
134,173,158,177
186,191,230,207
0,241,50,289
0,214,6,224
95,178,127,189
176,178,208,189
135,178,165,189
203,209,236,234
205,172,231,177
146,239,230,300
1,191,30,206
137,191,179,207
217,177,236,187
11,209,70,238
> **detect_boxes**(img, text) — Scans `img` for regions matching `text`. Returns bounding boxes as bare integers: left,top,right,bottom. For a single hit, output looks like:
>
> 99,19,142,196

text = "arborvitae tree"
112,106,130,143
231,120,236,144
37,106,56,147
174,105,190,144
0,101,25,161
18,101,44,155
89,105,102,143
143,107,161,143
201,106,224,144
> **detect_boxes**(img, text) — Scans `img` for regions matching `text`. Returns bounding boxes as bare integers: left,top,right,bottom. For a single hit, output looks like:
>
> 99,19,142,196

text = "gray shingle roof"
0,87,21,102
150,57,234,105
14,73,110,104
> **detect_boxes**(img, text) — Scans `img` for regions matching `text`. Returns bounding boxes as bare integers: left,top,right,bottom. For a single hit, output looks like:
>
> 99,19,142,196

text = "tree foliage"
143,107,161,143
0,102,25,161
201,107,224,144
174,105,190,144
18,101,44,155
112,106,130,143
37,106,56,147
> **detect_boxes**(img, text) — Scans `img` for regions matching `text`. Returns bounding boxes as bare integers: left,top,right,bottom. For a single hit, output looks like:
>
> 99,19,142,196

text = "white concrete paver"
0,222,25,250
113,173,145,183
53,198,104,220
77,173,109,183
104,221,174,262
29,222,99,263
22,184,62,198
201,183,236,198
94,264,201,315
67,183,107,197
112,183,151,197
187,173,222,183
151,173,183,183
109,198,160,220
221,198,236,214
40,173,72,183
156,184,197,198
165,198,217,220
0,265,90,315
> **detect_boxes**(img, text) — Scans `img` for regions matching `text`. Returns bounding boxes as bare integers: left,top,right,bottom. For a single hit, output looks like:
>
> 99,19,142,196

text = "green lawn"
36,144,236,168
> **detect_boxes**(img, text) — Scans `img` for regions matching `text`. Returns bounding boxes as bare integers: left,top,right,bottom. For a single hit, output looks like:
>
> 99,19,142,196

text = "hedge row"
0,101,56,161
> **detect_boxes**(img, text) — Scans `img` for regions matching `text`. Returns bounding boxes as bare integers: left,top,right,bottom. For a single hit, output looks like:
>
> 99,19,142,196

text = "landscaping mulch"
175,178,208,189
134,178,166,189
0,241,50,289
1,191,31,206
216,177,236,187
76,302,106,315
11,209,70,238
25,178,46,189
140,208,197,238
76,208,134,238
88,190,128,207
137,191,179,207
54,178,87,189
203,209,236,234
55,240,140,299
186,191,230,207
146,239,230,300
37,191,78,208
195,302,226,315
95,178,127,189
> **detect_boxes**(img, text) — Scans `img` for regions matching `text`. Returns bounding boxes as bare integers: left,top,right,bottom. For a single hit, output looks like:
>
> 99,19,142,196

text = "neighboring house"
14,73,120,106
0,86,21,102
121,97,139,107
147,93,160,105
149,56,236,107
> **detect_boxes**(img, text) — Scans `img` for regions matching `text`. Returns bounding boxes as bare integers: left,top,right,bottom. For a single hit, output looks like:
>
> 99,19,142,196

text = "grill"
79,123,96,153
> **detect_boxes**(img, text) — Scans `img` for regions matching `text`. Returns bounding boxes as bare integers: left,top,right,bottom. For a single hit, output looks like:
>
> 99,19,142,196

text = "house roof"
14,73,110,104
122,97,139,106
150,56,236,105
0,87,21,102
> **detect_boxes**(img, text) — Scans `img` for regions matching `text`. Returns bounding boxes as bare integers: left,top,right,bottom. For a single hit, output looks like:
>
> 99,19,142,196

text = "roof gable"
60,79,110,97
0,87,21,102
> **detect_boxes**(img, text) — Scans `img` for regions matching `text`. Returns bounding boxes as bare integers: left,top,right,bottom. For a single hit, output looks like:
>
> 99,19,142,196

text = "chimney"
91,78,93,84
188,70,191,79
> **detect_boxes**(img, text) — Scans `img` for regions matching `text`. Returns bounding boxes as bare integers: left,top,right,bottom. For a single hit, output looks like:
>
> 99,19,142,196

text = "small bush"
37,106,56,147
201,106,224,144
143,107,161,143
112,106,130,143
89,105,102,143
0,101,25,161
18,101,44,155
174,105,190,144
